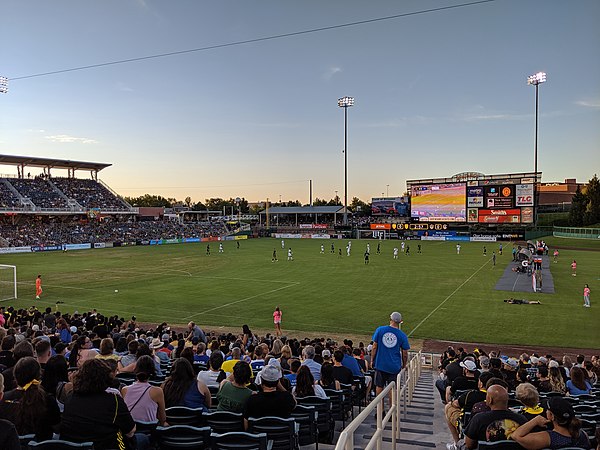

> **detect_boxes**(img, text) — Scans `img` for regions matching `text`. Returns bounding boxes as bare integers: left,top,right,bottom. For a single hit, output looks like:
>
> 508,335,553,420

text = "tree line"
568,174,600,226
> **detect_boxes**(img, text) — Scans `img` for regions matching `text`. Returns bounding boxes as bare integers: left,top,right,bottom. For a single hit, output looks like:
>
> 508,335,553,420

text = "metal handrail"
334,351,423,450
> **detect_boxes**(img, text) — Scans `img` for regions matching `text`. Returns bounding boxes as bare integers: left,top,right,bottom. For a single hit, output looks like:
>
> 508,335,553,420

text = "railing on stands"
335,351,422,450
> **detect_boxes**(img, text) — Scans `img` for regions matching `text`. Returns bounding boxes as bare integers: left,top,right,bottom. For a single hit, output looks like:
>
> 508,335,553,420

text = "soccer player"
483,246,487,256
346,245,350,257
417,244,422,254
366,243,370,254
553,249,559,263
401,241,405,253
237,241,240,250
499,243,503,255
331,243,335,253
219,243,224,253
492,251,496,266
456,244,461,255
287,248,293,261
377,242,381,255
35,274,43,300
393,247,399,259
571,260,577,276
272,249,278,262
364,251,369,264
338,248,342,258
320,244,324,254
206,244,210,256
281,239,285,249
405,245,410,256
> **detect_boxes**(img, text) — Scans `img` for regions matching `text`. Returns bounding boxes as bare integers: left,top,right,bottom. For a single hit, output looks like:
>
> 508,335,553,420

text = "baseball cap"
530,356,539,365
547,397,575,421
322,349,331,358
460,360,477,372
162,333,170,341
31,325,40,332
390,312,403,323
505,358,519,369
260,365,281,382
268,358,282,370
548,360,559,368
70,326,77,333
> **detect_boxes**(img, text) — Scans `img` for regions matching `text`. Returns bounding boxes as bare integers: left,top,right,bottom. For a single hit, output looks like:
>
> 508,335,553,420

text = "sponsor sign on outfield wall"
0,246,31,254
515,184,534,206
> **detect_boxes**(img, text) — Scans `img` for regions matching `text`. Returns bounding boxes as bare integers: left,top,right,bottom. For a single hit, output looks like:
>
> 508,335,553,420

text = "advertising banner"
299,224,313,228
421,236,446,241
31,245,62,252
486,197,513,208
310,234,330,239
272,233,302,239
516,184,534,206
467,187,484,207
371,197,409,216
183,238,201,243
521,207,534,223
93,243,106,249
65,243,92,251
0,246,31,254
370,223,391,230
478,209,521,223
468,208,479,223
471,235,498,242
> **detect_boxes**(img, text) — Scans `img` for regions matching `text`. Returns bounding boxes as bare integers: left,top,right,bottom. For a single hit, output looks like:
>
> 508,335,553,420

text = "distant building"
538,178,583,210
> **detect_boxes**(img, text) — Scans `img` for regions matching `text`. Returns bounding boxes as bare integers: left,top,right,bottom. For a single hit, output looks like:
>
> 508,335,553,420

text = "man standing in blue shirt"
372,312,410,396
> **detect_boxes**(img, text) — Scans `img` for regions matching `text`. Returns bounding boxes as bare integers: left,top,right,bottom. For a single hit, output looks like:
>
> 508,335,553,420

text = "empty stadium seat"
165,406,204,426
247,416,298,450
28,441,94,449
202,410,244,434
155,425,211,450
210,431,270,450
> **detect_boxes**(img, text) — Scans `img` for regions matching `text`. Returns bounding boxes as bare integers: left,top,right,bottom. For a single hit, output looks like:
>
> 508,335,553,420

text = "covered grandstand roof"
0,154,111,171
259,206,347,214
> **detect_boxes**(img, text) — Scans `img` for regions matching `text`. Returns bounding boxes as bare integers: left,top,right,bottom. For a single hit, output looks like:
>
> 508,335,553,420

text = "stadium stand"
0,306,597,449
51,177,132,211
6,178,68,209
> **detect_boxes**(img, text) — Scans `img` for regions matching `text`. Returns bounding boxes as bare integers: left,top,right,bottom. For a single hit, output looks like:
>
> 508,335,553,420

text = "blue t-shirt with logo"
372,325,410,374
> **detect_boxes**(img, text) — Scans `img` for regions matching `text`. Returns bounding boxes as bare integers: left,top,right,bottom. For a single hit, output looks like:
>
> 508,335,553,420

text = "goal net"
0,265,17,301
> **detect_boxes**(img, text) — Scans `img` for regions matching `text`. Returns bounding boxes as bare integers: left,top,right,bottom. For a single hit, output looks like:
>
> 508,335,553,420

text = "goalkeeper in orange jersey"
35,274,43,299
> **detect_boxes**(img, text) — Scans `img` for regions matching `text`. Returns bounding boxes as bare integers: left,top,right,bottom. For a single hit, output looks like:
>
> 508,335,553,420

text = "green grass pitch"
1,237,598,349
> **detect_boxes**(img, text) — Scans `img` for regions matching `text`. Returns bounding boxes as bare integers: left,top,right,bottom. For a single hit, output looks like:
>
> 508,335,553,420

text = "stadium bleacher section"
52,177,131,211
0,306,597,449
7,178,68,209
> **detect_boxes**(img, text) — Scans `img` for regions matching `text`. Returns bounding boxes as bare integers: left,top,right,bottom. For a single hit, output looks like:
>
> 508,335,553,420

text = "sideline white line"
184,283,300,320
407,259,491,338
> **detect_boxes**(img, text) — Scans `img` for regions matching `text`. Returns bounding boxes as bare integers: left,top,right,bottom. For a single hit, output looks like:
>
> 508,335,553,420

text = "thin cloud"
117,81,134,92
459,113,530,122
366,115,432,127
45,134,98,144
323,66,342,80
575,99,600,109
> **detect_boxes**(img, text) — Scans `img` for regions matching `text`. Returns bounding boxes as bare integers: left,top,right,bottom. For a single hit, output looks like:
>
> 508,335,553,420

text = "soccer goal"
0,264,17,301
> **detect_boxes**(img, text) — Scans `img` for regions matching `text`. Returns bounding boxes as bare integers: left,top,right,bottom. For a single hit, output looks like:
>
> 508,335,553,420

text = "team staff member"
371,312,410,397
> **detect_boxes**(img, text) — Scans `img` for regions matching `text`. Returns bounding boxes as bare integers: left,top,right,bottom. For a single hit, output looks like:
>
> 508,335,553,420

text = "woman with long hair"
548,366,566,394
0,357,60,440
162,358,211,411
566,366,593,395
279,344,292,371
241,324,253,349
292,365,327,399
512,396,591,449
270,339,284,358
40,354,70,410
61,359,136,450
68,335,97,368
57,318,72,344
318,363,341,391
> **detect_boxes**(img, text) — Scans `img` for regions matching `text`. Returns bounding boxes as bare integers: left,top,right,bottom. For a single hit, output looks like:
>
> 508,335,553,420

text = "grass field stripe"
184,283,300,320
407,259,490,338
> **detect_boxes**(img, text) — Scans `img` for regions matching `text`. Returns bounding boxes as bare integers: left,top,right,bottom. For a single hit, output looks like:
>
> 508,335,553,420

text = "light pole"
527,72,546,227
235,197,241,225
338,96,354,225
0,77,8,94
386,184,389,197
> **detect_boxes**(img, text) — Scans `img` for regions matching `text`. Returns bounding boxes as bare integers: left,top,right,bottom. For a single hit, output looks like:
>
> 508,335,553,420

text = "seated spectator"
332,350,354,385
463,385,527,449
34,338,52,371
193,342,209,365
162,358,211,412
68,335,99,368
318,363,341,391
292,365,327,399
446,358,479,403
566,366,593,395
548,366,567,394
217,361,253,413
515,382,545,424
95,338,119,361
61,359,136,449
0,336,16,369
285,359,301,387
582,360,597,385
123,355,168,448
197,351,226,387
41,355,69,411
278,345,292,371
512,396,592,449
0,357,60,441
445,371,495,449
221,347,243,374
120,340,139,368
535,366,552,393
243,364,296,428
0,374,19,450
301,345,321,381
2,340,34,391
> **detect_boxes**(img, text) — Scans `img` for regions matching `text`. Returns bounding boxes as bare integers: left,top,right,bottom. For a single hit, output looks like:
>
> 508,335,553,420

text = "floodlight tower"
0,77,8,94
338,96,354,225
527,72,546,226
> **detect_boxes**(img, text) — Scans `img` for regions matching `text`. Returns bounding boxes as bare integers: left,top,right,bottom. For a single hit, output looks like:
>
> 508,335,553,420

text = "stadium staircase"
326,355,451,450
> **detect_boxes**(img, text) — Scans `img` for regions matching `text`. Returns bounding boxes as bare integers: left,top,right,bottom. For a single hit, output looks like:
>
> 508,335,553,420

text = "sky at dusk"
1,0,599,205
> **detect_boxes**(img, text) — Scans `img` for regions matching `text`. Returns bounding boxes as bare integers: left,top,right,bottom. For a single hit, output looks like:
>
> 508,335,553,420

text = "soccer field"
2,237,598,349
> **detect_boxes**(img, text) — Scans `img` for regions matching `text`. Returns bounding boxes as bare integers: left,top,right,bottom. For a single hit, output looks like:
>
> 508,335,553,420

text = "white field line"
184,283,300,320
86,268,296,284
407,259,491,338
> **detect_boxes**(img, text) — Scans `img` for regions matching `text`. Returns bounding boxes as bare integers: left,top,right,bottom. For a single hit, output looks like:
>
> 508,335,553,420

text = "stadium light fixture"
0,77,8,94
338,96,354,225
527,72,546,226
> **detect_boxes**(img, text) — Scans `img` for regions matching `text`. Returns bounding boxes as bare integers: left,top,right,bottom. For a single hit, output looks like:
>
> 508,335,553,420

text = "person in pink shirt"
553,249,559,263
571,260,577,276
583,284,591,308
273,306,282,337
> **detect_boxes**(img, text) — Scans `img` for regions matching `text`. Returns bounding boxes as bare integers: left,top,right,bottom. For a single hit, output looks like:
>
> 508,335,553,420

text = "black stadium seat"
247,416,298,450
210,431,269,450
165,406,204,426
28,441,94,449
155,425,211,450
202,410,244,434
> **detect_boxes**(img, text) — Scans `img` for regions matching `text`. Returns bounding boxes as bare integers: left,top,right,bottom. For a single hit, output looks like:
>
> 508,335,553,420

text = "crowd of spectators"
7,178,68,209
0,182,22,209
51,177,131,211
0,306,377,449
437,346,600,450
0,218,229,247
